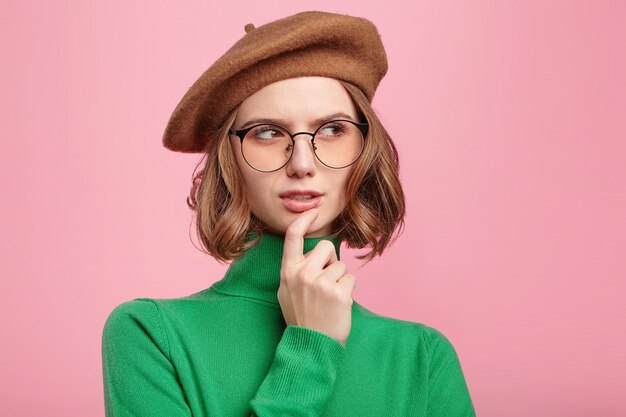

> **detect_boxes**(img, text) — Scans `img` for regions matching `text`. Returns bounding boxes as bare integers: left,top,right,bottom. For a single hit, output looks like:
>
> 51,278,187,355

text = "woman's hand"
277,209,356,347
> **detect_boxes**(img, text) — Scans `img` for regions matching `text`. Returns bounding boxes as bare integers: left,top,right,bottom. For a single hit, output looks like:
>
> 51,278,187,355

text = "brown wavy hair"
186,80,405,265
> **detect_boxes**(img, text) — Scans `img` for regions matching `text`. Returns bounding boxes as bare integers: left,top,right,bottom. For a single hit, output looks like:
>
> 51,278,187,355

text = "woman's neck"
210,231,342,305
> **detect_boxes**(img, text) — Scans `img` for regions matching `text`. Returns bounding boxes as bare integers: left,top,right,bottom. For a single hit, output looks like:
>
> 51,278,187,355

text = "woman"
102,11,476,417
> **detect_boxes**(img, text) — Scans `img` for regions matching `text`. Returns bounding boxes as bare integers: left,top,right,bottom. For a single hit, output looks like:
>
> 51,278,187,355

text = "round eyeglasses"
228,119,368,172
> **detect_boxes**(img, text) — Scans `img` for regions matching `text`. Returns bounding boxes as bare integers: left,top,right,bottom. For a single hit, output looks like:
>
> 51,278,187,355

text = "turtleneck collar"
210,231,342,305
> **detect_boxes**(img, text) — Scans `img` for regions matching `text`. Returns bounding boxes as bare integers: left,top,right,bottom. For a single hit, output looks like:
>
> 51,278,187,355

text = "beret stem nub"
244,23,255,33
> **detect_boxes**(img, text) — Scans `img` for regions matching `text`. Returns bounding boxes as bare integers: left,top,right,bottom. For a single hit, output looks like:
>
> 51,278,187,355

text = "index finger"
281,209,320,268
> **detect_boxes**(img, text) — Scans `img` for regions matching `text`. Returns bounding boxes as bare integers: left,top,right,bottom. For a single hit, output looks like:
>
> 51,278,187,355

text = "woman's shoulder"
103,297,160,326
351,299,461,354
102,288,213,332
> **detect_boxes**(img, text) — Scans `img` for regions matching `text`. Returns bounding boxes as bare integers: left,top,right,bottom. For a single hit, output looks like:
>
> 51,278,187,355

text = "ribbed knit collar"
210,231,342,305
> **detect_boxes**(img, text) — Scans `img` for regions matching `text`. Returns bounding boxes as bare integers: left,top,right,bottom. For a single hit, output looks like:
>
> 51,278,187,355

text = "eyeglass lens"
241,120,364,171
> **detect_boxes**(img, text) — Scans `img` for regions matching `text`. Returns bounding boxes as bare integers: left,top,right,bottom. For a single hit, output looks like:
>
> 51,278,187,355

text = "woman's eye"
253,126,284,139
319,124,344,136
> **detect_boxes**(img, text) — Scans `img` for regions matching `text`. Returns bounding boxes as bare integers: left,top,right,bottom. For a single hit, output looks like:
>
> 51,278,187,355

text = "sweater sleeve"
101,299,192,416
248,324,346,416
423,326,476,417
102,299,345,417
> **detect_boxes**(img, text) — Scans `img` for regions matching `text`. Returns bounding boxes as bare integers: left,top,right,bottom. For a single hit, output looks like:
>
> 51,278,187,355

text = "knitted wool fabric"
101,232,476,416
162,10,388,153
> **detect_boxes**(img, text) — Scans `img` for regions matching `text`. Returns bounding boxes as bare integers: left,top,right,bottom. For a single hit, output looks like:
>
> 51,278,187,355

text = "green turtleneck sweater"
101,233,475,416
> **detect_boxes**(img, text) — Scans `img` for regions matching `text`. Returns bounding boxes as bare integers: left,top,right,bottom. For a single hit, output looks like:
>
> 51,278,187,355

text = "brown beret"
162,10,388,153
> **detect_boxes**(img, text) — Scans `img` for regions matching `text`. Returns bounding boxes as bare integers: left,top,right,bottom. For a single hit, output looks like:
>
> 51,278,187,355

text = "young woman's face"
230,76,359,237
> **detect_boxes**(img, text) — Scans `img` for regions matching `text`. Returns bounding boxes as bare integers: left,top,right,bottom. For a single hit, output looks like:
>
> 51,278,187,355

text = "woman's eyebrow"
238,112,356,130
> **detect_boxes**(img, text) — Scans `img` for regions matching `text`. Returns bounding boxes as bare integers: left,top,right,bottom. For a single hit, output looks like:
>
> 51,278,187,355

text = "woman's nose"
285,134,317,177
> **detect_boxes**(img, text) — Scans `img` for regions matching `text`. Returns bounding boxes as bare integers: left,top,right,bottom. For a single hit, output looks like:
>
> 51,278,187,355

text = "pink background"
1,1,624,416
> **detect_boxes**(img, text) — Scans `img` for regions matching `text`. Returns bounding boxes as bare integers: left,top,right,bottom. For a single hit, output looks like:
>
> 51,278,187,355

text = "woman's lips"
281,195,322,212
